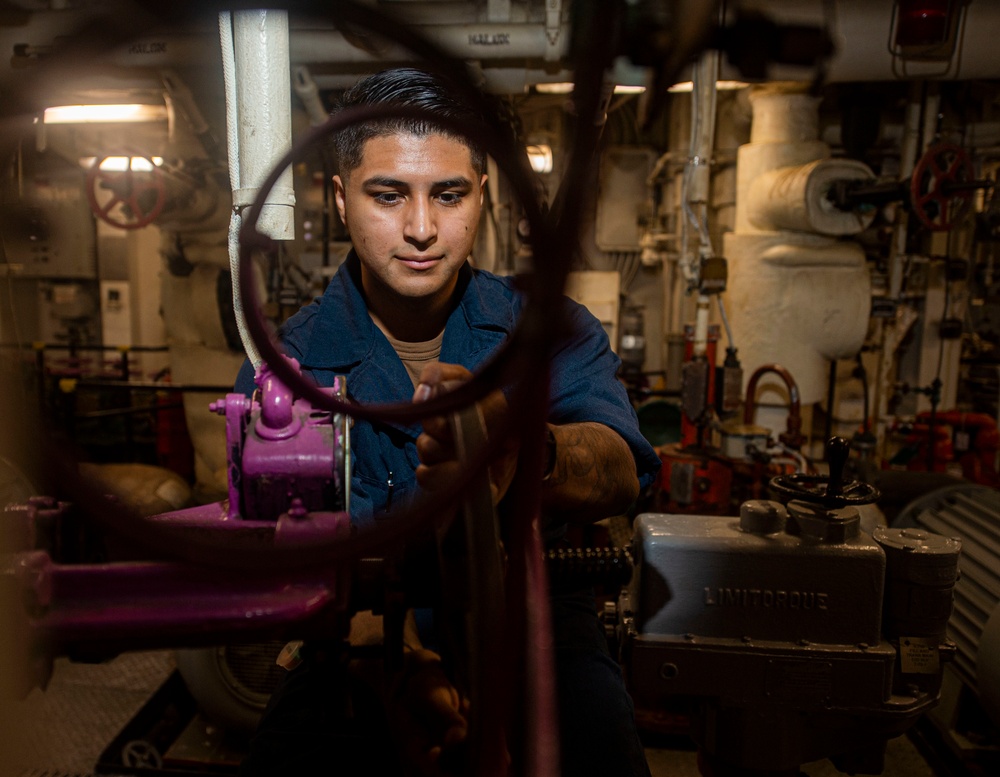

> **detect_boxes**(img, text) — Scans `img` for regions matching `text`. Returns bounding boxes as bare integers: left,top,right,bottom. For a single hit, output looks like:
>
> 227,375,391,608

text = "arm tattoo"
545,422,638,519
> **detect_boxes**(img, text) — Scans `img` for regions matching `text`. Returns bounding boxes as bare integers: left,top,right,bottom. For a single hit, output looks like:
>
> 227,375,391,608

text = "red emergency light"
894,0,951,48
891,0,966,63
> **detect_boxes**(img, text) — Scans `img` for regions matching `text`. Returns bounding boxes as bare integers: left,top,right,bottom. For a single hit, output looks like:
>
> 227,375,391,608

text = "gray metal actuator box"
630,507,886,648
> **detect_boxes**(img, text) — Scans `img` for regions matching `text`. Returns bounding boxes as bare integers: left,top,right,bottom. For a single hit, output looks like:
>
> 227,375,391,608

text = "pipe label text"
128,42,167,55
468,33,511,46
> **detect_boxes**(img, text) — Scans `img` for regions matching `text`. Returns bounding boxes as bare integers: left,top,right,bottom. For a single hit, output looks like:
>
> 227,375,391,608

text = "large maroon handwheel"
910,143,974,232
85,156,166,230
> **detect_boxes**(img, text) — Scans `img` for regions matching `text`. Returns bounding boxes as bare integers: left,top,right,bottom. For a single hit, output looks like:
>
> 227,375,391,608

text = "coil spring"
545,546,633,593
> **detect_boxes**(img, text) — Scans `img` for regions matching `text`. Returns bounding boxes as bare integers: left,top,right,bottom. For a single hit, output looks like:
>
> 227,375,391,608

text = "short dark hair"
332,68,486,178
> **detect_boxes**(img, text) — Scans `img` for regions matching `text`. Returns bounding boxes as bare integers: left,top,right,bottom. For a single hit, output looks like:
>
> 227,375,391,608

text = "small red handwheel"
910,143,974,232
85,156,166,230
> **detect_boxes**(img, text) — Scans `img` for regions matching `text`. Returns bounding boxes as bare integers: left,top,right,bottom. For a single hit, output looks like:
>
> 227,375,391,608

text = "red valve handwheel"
910,143,974,232
85,156,166,230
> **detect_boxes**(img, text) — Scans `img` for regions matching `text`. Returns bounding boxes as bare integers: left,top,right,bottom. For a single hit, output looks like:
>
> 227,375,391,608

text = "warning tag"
900,636,940,674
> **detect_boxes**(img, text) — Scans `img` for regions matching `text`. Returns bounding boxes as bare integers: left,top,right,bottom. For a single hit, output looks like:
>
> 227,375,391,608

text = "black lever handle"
768,435,880,508
825,436,851,499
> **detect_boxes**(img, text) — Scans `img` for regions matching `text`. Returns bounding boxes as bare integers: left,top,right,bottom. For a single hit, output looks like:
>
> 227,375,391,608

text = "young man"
236,67,660,776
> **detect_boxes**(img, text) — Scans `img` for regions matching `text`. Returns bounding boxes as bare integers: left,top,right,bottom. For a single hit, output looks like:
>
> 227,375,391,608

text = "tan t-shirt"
369,312,444,389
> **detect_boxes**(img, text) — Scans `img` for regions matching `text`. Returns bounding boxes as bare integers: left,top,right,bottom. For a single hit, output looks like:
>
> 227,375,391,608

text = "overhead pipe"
309,67,577,93
24,0,1000,84
487,0,513,23
294,24,569,62
160,68,220,160
111,23,573,69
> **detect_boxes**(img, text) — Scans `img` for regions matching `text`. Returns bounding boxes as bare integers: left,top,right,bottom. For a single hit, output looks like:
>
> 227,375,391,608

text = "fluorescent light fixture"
667,80,749,93
534,82,646,95
44,103,167,124
534,82,574,94
80,156,163,171
526,144,553,174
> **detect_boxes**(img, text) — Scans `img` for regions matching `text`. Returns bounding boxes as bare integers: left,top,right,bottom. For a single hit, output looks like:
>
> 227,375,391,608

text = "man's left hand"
413,362,518,504
389,648,469,776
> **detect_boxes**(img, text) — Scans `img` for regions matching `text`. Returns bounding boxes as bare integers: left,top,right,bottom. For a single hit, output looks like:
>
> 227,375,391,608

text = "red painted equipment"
679,324,719,449
743,363,805,450
916,410,1000,487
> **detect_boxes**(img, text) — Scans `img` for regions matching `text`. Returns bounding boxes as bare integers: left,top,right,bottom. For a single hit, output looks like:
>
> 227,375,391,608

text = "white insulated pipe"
723,82,871,407
748,88,819,144
231,9,295,240
685,51,720,361
112,24,573,70
306,67,577,94
219,9,295,369
888,82,925,300
292,65,330,127
686,50,719,254
293,65,329,127
746,157,875,236
875,82,937,438
734,86,827,235
692,294,711,359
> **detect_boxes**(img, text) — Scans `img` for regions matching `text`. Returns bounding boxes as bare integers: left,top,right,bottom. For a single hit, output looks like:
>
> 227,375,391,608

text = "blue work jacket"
236,251,660,530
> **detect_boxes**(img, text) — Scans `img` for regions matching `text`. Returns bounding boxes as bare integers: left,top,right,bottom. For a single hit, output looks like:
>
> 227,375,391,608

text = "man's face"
333,132,486,313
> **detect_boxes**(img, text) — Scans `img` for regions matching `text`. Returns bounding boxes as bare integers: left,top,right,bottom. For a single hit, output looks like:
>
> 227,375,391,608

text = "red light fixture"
894,0,951,49
889,0,968,76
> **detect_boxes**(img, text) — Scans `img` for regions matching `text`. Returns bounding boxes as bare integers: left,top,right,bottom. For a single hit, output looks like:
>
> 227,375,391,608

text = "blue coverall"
236,251,660,776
